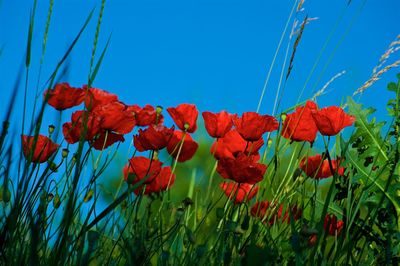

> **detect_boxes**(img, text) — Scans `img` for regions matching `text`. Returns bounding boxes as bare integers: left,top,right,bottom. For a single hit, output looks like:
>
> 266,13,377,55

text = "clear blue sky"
0,0,399,130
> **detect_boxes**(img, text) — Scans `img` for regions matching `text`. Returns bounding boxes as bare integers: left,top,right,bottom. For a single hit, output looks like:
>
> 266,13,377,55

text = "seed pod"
53,194,61,209
84,189,94,202
48,125,55,134
47,193,54,202
62,149,69,158
281,113,287,122
49,162,58,172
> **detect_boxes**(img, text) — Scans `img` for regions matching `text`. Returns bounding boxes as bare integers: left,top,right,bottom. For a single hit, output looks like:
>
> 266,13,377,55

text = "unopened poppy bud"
84,189,94,202
47,193,54,202
183,197,193,206
281,113,287,121
153,151,159,161
62,149,69,158
53,194,61,209
156,105,163,114
267,138,273,148
49,162,58,172
48,125,55,134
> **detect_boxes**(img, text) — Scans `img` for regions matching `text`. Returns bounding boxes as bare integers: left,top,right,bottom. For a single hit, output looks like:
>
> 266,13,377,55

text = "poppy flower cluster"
124,103,200,194
123,156,175,195
250,201,302,225
202,111,277,203
44,83,137,150
281,100,355,144
308,213,344,246
299,154,345,179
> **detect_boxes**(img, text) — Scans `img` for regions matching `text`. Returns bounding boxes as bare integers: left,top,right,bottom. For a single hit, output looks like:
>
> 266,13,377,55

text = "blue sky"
0,0,399,131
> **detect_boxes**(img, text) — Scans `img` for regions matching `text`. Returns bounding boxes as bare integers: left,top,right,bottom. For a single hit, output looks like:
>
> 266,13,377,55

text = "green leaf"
347,97,388,161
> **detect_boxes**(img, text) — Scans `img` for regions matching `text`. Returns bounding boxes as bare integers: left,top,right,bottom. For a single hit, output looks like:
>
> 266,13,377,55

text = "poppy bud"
153,151,159,161
267,138,273,148
156,105,163,114
49,161,58,172
38,249,44,258
84,189,94,202
183,197,194,206
53,194,61,209
48,125,55,134
396,189,400,198
281,113,287,121
184,123,190,130
62,148,69,158
47,193,54,202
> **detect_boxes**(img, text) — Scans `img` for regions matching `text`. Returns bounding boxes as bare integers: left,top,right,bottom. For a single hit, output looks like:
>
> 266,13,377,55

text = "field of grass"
0,0,399,265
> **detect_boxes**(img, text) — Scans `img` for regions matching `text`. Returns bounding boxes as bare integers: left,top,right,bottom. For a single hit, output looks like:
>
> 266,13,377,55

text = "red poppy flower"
250,201,302,225
281,100,318,143
202,111,236,138
216,152,267,184
92,101,136,134
91,131,125,150
166,130,198,162
123,156,163,185
299,154,344,179
44,83,84,111
134,166,176,195
21,134,59,163
134,125,174,151
311,106,355,136
167,104,198,133
308,235,317,246
324,214,344,235
128,104,164,127
210,129,264,160
250,201,270,220
220,182,258,204
84,86,119,110
62,111,102,144
234,112,279,141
